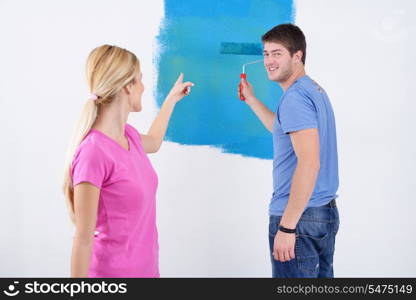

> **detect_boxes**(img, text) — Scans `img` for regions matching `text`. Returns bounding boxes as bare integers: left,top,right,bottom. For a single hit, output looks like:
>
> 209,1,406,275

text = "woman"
63,45,193,277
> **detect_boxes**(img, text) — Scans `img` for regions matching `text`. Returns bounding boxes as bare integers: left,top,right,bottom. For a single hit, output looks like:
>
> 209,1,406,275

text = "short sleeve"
71,145,107,189
279,89,318,134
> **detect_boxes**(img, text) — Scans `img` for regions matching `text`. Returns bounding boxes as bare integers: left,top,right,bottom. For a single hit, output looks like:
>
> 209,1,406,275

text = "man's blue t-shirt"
269,75,339,216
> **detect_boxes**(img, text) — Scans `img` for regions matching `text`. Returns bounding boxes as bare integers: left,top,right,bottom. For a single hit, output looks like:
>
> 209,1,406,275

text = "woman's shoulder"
73,131,110,163
125,123,142,142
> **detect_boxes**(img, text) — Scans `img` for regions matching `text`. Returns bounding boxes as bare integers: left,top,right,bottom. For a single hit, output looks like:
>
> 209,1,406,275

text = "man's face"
263,41,295,83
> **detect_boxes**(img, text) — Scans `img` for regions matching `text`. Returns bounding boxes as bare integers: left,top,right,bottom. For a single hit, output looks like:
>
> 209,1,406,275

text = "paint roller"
220,42,263,101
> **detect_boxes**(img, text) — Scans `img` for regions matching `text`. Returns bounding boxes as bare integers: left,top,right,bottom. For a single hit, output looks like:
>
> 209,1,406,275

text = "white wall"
0,0,415,277
295,0,416,277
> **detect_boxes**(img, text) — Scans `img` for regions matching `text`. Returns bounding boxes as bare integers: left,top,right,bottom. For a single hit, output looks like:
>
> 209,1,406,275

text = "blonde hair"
63,45,140,223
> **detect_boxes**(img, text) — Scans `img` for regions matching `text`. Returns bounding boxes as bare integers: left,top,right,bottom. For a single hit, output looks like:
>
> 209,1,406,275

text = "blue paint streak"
156,0,295,159
220,42,263,55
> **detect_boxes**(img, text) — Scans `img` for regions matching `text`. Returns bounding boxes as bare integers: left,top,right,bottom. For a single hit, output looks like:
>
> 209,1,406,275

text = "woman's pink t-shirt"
71,123,159,277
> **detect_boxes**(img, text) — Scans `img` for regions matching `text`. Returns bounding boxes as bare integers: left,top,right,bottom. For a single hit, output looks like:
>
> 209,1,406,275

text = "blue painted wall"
156,0,295,159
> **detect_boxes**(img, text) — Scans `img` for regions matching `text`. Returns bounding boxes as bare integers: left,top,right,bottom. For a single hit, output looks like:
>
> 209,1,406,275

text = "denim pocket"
296,220,329,244
296,255,320,277
297,232,329,240
295,222,329,276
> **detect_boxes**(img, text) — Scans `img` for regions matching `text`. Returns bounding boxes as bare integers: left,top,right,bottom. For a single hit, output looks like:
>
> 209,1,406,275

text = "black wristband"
278,225,296,234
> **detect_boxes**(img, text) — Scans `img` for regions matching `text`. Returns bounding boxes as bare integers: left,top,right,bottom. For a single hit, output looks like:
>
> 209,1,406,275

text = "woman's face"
130,72,144,112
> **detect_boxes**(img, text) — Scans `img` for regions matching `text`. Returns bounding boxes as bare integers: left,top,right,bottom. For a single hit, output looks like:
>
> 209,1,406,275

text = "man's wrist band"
278,225,296,234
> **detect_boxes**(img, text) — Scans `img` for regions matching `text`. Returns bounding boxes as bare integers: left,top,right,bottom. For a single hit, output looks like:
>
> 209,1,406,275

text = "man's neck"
279,67,306,92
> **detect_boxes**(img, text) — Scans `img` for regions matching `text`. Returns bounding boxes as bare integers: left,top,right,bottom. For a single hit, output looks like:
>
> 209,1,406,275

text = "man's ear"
294,50,303,64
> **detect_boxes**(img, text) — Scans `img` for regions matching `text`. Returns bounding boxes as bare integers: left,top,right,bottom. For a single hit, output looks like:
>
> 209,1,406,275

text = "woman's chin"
131,105,142,112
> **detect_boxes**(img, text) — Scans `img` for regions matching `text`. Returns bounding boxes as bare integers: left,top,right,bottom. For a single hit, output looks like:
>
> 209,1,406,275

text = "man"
239,24,339,278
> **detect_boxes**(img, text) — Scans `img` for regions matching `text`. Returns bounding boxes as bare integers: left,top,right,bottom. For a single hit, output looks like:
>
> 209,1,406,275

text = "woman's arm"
71,182,100,277
141,73,194,153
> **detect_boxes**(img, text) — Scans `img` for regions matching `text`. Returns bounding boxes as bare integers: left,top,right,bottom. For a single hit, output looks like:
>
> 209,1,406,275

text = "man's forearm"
247,96,275,132
280,162,320,229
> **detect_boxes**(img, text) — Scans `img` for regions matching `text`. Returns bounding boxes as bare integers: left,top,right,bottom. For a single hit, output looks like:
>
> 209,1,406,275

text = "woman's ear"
123,78,136,95
123,84,132,95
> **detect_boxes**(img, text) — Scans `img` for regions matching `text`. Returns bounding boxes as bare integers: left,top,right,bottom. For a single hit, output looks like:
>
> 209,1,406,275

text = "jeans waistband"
323,198,337,208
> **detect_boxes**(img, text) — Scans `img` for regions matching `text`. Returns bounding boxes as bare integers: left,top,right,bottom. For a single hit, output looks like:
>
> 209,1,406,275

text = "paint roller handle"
239,73,246,101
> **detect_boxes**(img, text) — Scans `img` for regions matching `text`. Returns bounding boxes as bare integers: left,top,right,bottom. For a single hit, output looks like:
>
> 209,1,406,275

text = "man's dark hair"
262,23,307,65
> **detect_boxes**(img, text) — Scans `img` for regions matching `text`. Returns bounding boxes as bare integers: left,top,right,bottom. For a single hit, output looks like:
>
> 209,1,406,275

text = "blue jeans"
268,199,340,278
